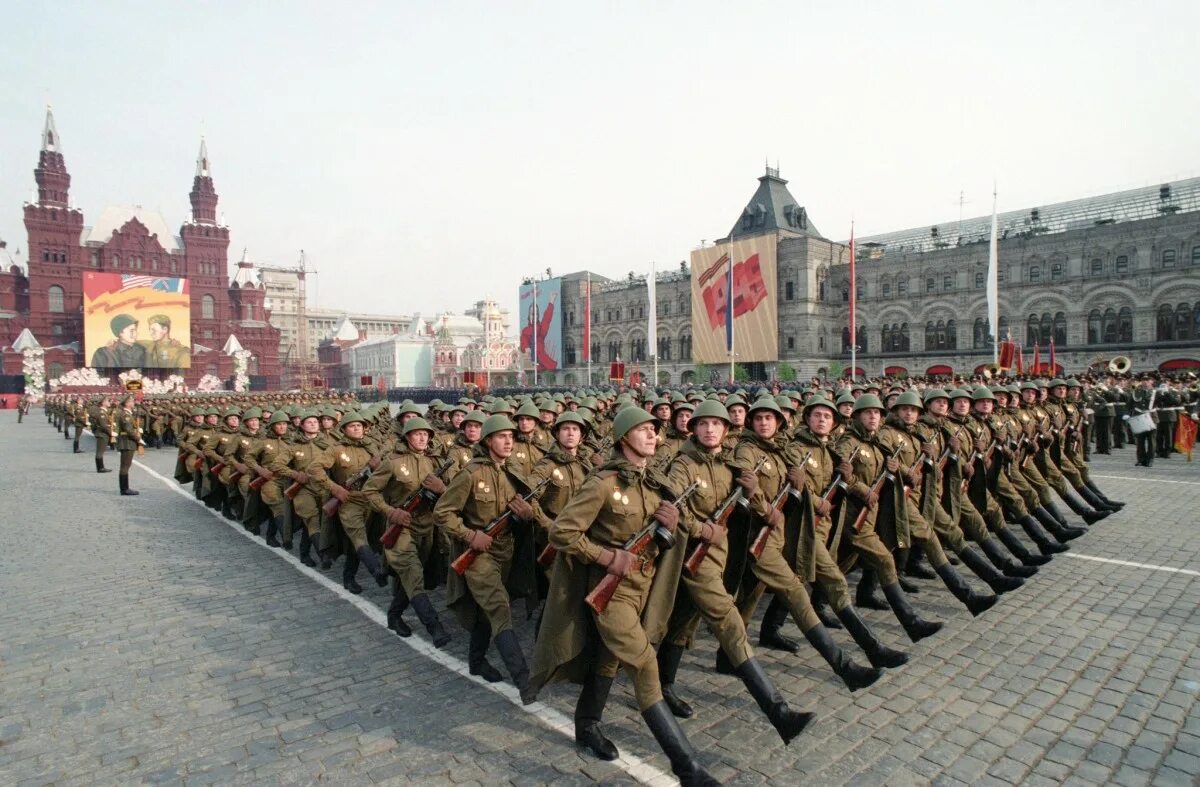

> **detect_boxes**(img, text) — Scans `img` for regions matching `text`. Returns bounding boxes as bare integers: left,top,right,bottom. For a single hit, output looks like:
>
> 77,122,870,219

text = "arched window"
856,326,867,353
1115,255,1129,275
997,316,1008,344
881,325,891,351
1157,305,1175,341
1040,313,1053,346
1099,309,1116,343
945,319,956,350
841,327,851,351
1086,311,1100,345
1027,313,1040,346
1053,312,1067,346
926,321,937,350
1029,265,1042,283
1176,304,1194,341
1162,249,1177,268
926,276,935,293
935,319,946,350
1195,302,1200,338
1193,246,1200,266
841,284,849,303
201,294,216,320
48,285,64,313
973,318,987,349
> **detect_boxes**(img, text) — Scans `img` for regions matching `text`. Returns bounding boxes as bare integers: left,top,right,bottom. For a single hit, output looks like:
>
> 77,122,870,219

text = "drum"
1127,411,1155,435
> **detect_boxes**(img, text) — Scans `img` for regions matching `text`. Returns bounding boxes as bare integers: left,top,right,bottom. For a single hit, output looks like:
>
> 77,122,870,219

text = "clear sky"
1,1,1196,326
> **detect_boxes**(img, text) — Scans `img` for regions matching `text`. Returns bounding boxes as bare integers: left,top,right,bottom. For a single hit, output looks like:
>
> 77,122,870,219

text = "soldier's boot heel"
934,562,996,617
810,584,842,629
657,643,694,718
410,594,450,648
1076,485,1117,516
73,441,82,453
1022,514,1068,554
297,530,316,566
802,624,881,691
574,674,618,761
494,629,536,705
980,536,1039,577
902,547,937,580
97,458,113,474
882,582,942,642
1041,500,1070,528
957,546,1023,593
1085,481,1124,509
467,621,503,683
855,569,890,611
736,657,815,744
1048,498,1093,534
342,550,363,594
758,594,801,652
264,516,282,548
714,648,736,675
220,498,235,520
355,546,390,587
641,701,720,786
386,584,412,637
835,604,908,668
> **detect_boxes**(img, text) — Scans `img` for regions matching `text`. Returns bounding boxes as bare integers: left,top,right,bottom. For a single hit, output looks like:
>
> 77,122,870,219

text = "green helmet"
341,412,367,426
224,406,241,419
299,408,321,422
462,411,487,426
748,395,783,418
243,406,263,420
853,394,886,413
971,385,996,402
724,394,748,410
804,394,837,418
402,417,434,436
612,406,656,441
1049,378,1067,388
835,391,856,407
268,410,291,426
205,406,221,416
775,395,797,413
892,391,924,410
922,388,949,404
948,388,972,400
552,411,589,434
481,414,516,440
1066,378,1082,389
690,400,731,425
514,402,541,420
1020,381,1040,392
190,406,205,417
397,402,423,418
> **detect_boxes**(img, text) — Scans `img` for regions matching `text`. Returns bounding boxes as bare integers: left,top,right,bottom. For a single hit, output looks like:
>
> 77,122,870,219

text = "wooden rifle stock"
210,461,226,475
683,457,766,577
321,449,388,518
249,474,270,491
451,477,550,576
284,480,303,499
584,480,701,615
851,445,903,532
748,452,810,560
380,459,455,549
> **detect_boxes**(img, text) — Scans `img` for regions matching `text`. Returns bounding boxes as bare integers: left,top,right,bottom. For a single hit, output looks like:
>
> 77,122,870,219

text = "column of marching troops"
32,372,1198,786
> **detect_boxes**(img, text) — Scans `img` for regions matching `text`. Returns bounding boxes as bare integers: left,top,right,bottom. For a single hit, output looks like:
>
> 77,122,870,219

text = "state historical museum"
0,109,282,389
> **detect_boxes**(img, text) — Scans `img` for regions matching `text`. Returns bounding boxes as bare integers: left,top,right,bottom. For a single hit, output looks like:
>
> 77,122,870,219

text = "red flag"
1175,414,1197,458
1048,338,1056,376
1016,342,1024,375
582,275,591,362
1032,343,1041,375
848,224,856,354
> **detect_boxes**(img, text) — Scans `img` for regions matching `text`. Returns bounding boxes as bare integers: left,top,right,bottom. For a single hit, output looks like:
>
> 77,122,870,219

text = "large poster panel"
690,235,778,364
83,272,192,369
519,277,561,371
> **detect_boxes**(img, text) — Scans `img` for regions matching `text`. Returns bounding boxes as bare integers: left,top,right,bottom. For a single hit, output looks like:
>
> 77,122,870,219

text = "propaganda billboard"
519,277,562,371
83,272,192,369
690,235,778,364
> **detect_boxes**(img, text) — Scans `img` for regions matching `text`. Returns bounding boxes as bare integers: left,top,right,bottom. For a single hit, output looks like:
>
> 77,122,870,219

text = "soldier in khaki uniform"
433,414,539,702
364,417,451,646
89,396,115,474
508,402,546,478
269,410,325,553
115,395,143,496
656,400,815,747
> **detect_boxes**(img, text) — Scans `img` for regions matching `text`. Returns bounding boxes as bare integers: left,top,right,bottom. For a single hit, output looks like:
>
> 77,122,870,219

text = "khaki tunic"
364,450,441,598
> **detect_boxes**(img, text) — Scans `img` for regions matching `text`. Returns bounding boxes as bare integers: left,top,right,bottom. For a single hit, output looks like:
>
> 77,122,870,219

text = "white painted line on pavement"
1063,553,1200,577
1092,474,1200,486
131,458,676,787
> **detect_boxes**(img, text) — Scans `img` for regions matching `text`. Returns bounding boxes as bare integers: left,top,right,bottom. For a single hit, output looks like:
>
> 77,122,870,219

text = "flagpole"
988,184,1000,365
648,261,658,390
585,272,592,385
849,220,856,383
727,243,735,386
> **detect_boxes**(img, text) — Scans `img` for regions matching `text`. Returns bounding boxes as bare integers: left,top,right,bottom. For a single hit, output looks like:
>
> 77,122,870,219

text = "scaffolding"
259,251,316,390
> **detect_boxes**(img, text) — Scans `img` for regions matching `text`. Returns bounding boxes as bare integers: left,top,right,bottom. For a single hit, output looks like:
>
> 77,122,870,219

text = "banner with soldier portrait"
83,272,192,369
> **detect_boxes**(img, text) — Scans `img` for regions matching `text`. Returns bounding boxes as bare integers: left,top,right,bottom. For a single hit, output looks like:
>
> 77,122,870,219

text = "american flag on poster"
119,275,186,293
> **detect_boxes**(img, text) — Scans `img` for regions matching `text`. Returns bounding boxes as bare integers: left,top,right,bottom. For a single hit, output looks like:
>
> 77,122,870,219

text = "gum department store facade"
550,168,1200,386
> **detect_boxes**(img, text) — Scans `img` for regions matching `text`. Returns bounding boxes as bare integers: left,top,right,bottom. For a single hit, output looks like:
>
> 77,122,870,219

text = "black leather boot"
410,593,450,648
1022,513,1069,554
657,643,693,718
934,562,997,616
758,594,800,653
996,526,1051,566
882,582,943,642
736,657,815,744
642,701,719,786
221,498,235,520
265,515,283,548
957,546,1023,593
342,549,363,594
494,629,536,704
835,605,908,668
575,674,618,761
386,583,412,637
297,530,316,566
468,620,503,682
979,536,1038,577
119,474,139,495
1040,505,1088,538
355,546,390,587
810,584,842,629
96,458,112,474
856,568,889,610
1042,500,1070,528
1086,480,1124,509
1061,492,1107,525
714,647,736,675
1076,485,1118,514
802,624,882,691
902,547,937,579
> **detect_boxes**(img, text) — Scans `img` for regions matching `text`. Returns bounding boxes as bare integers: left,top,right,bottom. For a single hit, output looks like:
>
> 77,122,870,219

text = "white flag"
647,261,657,359
987,188,999,360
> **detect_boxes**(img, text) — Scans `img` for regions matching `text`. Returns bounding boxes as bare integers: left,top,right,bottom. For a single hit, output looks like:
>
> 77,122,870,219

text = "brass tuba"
1108,356,1131,374
981,363,1000,380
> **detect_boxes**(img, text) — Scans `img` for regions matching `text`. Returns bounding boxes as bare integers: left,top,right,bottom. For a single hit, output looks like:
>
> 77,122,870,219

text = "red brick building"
0,108,281,390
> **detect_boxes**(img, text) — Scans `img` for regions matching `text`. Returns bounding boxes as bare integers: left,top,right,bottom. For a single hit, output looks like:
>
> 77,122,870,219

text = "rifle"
749,451,810,560
683,456,767,577
937,424,967,472
321,449,389,518
850,444,903,532
379,459,455,549
450,477,551,576
584,479,701,615
284,479,303,499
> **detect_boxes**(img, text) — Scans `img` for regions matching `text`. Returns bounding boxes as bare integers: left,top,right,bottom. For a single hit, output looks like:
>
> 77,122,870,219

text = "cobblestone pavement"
1,416,1198,786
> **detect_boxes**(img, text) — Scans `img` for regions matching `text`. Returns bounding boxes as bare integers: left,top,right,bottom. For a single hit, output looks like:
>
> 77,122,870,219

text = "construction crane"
258,250,316,390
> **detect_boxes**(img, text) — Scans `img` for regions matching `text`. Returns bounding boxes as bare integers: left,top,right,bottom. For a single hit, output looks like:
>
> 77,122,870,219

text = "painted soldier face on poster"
689,236,778,363
83,272,191,369
519,277,561,371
